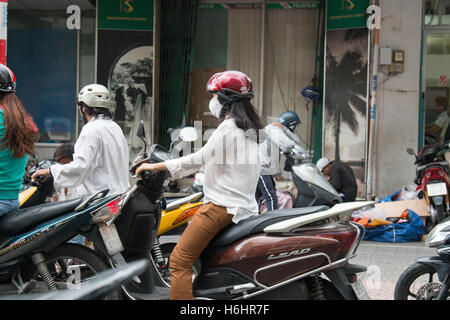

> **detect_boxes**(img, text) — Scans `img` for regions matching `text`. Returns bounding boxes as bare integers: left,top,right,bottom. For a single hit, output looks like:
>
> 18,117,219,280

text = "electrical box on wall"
380,47,392,65
379,47,405,73
390,50,404,73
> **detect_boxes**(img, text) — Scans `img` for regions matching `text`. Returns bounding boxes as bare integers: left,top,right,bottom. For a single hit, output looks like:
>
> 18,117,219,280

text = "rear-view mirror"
179,127,198,142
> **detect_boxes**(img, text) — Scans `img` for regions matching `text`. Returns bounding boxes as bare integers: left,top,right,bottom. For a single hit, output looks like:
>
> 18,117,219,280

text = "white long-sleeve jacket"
50,115,130,198
164,119,261,223
259,123,303,175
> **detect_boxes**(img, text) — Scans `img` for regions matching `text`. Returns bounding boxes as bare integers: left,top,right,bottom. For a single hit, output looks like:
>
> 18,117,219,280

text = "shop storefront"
190,0,323,156
422,0,450,145
6,0,153,162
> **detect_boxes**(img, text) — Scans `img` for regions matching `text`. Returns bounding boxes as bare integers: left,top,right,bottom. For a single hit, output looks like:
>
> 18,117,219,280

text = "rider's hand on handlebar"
135,162,168,177
31,168,51,182
129,156,150,175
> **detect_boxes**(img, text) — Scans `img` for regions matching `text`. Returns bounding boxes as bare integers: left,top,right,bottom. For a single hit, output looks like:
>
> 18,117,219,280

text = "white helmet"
316,157,330,173
77,84,112,111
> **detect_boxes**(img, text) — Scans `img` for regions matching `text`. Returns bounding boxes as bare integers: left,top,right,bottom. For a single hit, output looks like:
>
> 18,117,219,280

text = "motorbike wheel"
322,279,348,300
21,243,120,300
436,203,446,224
153,242,201,285
394,262,449,300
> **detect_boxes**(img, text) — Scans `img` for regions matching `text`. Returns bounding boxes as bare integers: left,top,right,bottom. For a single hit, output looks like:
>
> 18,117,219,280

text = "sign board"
98,0,154,31
327,0,370,30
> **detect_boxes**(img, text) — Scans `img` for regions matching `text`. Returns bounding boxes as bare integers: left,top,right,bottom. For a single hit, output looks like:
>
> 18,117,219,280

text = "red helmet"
206,70,253,95
0,64,16,93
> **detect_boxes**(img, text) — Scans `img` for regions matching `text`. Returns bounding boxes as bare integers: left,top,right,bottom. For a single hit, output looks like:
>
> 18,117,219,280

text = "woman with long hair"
136,70,265,299
0,64,39,216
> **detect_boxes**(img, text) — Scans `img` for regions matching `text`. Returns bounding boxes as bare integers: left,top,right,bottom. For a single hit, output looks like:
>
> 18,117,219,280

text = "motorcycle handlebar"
142,170,153,180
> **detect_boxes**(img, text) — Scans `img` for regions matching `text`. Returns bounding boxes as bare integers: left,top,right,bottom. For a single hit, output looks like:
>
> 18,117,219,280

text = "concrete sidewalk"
352,240,436,300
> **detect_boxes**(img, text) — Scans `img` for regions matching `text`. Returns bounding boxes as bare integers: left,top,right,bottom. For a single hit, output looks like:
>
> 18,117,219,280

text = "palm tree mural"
325,28,368,161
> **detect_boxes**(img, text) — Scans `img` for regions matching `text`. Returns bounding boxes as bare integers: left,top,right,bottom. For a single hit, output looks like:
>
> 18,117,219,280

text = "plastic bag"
378,186,419,203
363,209,426,243
397,185,420,201
378,190,402,203
352,207,389,221
260,191,293,214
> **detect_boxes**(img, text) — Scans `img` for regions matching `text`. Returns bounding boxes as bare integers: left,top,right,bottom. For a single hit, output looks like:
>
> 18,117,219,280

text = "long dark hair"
0,92,39,158
218,92,265,143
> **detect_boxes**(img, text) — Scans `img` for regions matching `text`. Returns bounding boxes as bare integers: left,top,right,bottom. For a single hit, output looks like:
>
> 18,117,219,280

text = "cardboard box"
375,199,429,226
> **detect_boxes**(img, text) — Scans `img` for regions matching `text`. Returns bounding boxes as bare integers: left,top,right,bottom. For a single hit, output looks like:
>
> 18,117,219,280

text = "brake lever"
129,157,150,175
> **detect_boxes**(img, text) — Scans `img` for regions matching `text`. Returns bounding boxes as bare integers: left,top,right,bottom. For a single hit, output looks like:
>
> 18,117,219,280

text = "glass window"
8,9,78,143
425,0,450,26
424,32,450,145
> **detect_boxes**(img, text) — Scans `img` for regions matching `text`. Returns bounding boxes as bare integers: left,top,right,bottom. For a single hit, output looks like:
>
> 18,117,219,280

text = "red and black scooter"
84,123,372,300
190,201,373,300
407,141,450,228
105,123,373,300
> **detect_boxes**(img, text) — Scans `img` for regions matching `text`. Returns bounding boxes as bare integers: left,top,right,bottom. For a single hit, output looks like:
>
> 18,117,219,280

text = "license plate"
427,182,447,197
350,280,370,300
99,224,124,255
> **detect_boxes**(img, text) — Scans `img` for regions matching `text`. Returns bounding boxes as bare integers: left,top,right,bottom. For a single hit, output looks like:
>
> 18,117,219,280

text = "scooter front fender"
417,256,450,283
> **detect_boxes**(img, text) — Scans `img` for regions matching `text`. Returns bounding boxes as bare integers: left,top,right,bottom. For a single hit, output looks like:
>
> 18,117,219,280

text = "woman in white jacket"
136,70,265,300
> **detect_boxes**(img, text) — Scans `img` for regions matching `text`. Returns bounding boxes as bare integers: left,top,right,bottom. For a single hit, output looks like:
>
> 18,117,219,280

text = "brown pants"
169,202,233,300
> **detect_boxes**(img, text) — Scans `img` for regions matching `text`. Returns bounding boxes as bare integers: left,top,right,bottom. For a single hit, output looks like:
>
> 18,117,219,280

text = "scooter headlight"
425,218,450,247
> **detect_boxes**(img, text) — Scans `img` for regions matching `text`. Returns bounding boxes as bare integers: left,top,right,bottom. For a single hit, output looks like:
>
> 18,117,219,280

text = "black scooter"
0,187,118,296
283,145,343,207
0,259,148,300
394,217,450,300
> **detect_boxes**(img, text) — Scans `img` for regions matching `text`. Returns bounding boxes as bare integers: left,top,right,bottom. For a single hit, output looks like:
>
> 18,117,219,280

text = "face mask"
209,95,223,119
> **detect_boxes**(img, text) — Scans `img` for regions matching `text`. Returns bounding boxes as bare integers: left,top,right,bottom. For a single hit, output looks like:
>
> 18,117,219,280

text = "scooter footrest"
128,287,170,300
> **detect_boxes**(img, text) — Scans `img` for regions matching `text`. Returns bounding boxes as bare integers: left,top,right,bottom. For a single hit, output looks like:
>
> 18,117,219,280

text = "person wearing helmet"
0,64,39,216
136,70,265,300
257,110,303,212
32,84,130,198
316,157,357,202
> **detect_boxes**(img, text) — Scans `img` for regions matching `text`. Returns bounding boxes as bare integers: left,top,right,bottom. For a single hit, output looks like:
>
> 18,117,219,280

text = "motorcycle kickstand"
11,269,36,294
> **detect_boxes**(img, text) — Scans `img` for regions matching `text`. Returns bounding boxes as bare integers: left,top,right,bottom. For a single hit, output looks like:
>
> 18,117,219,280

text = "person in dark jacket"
316,157,357,202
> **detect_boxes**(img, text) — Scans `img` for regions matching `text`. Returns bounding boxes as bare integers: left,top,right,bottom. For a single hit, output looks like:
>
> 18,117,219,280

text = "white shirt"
259,123,302,175
164,119,261,223
50,115,130,198
54,186,75,201
435,111,450,129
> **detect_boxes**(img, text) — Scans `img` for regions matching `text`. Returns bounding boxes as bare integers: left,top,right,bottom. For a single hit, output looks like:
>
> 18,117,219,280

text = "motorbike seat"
208,205,329,249
0,197,88,236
